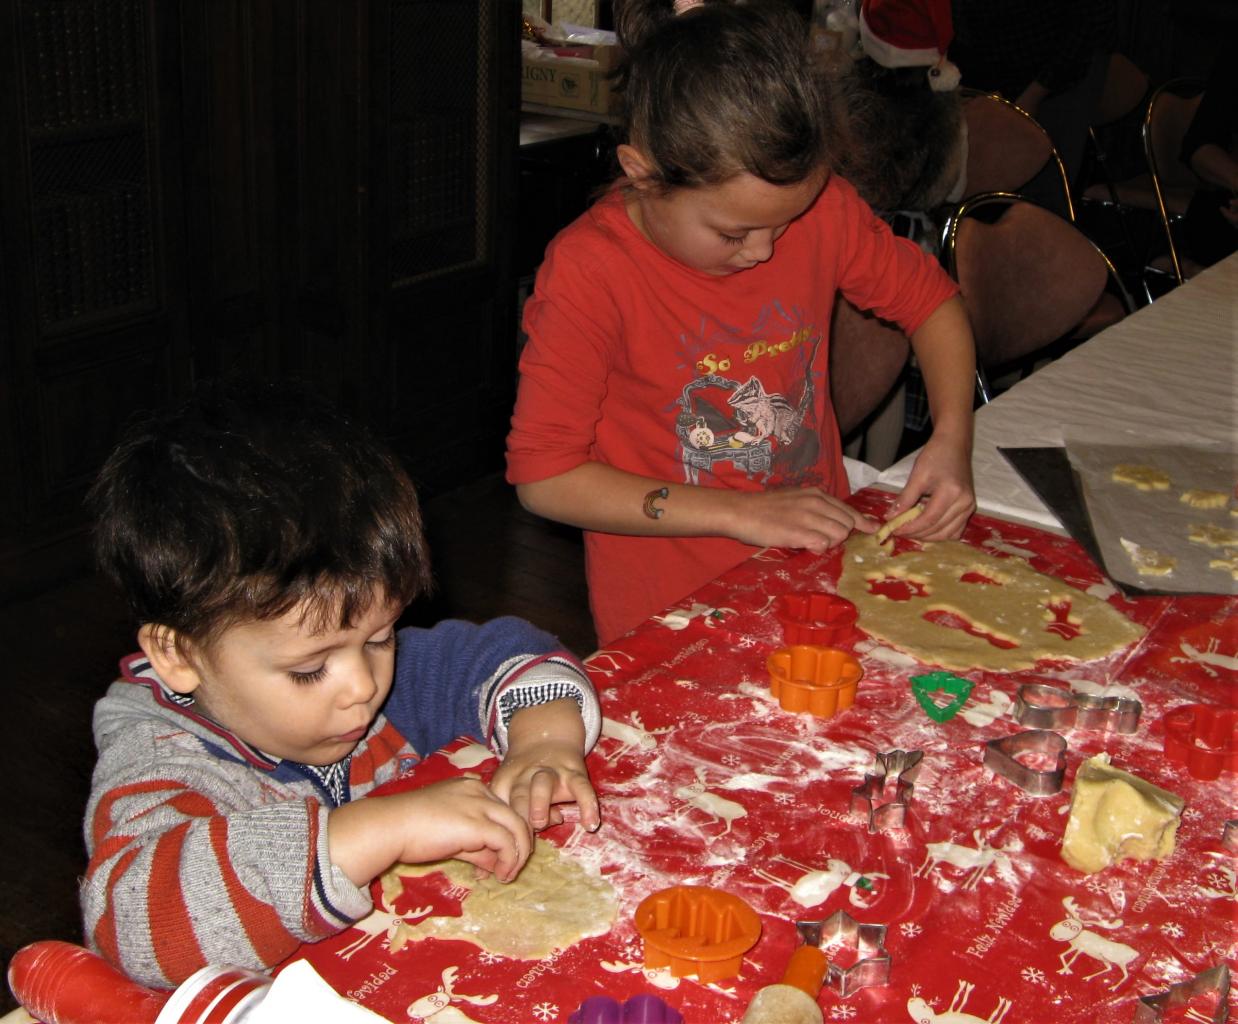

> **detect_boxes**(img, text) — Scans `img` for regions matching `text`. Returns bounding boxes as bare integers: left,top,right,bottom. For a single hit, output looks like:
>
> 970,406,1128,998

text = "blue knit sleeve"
383,616,579,757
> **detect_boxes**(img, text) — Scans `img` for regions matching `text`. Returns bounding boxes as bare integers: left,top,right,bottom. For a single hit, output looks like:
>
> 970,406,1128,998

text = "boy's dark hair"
90,377,432,649
615,0,830,191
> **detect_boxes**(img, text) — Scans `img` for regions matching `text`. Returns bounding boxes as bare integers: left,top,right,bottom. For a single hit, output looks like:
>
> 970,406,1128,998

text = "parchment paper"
1065,439,1237,595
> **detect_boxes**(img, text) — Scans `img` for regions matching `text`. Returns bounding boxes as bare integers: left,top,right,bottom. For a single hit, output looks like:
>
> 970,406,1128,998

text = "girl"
507,0,976,645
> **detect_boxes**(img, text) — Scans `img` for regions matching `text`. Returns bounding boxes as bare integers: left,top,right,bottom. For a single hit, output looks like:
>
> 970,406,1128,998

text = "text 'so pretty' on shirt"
507,174,958,644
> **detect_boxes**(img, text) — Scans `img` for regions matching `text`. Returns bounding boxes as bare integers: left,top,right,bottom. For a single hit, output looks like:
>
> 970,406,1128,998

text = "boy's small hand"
328,776,532,886
491,698,601,833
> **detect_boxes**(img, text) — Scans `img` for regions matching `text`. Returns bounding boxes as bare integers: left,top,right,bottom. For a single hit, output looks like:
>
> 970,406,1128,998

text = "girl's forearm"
909,296,976,449
515,462,744,538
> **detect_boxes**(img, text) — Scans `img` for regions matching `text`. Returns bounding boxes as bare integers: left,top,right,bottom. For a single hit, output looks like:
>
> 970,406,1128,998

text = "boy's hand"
328,777,532,887
490,699,600,833
727,487,877,553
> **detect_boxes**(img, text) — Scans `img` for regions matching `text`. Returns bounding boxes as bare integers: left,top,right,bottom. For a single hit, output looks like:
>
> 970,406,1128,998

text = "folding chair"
961,89,1076,221
1080,78,1203,298
830,298,911,468
940,192,1134,404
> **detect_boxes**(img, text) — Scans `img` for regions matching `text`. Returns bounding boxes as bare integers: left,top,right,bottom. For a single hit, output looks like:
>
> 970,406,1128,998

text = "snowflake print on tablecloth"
722,753,742,767
1083,875,1110,897
774,791,795,806
830,1005,858,1020
1022,966,1046,985
1182,806,1203,821
736,635,758,649
531,1002,558,1022
900,922,923,937
478,950,506,965
775,569,792,583
1161,921,1186,939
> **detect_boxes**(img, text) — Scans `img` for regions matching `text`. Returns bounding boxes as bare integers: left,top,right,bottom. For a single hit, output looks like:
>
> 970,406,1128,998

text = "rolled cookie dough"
837,533,1145,672
382,839,617,959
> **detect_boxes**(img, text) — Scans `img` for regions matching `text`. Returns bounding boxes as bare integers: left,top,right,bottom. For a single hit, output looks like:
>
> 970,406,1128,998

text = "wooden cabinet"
0,0,520,599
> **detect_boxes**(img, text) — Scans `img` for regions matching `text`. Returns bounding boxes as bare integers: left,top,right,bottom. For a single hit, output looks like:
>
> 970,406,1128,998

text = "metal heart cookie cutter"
983,729,1067,796
1013,683,1142,734
850,749,923,833
797,911,891,998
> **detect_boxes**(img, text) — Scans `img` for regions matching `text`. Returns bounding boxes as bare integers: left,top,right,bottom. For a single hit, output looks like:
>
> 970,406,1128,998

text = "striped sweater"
80,616,600,989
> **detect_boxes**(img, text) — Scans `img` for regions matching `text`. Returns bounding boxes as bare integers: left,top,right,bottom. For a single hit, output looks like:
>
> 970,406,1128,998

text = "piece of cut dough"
1060,754,1184,874
381,839,617,959
1188,523,1238,548
1180,488,1229,509
874,505,923,546
1111,464,1171,491
1207,551,1238,580
836,533,1145,672
1119,537,1176,576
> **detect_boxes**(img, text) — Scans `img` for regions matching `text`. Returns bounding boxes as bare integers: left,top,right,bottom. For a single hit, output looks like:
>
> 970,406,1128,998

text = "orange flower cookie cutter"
766,644,863,718
635,885,762,983
774,592,859,646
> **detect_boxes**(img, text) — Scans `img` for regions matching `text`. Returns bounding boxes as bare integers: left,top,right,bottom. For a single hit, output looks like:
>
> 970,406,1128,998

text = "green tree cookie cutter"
910,671,974,722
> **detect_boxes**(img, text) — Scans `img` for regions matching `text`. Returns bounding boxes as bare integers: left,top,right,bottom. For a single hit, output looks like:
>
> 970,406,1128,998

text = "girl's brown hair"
614,0,830,192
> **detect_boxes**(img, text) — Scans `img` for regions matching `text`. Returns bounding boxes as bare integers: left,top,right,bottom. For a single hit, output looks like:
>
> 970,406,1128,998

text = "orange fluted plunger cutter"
741,940,828,1024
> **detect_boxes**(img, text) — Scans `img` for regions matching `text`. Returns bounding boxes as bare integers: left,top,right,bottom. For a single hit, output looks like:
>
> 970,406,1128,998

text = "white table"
876,252,1238,528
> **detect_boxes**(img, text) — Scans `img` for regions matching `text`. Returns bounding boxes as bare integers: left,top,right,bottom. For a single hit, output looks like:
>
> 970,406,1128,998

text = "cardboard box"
521,44,620,117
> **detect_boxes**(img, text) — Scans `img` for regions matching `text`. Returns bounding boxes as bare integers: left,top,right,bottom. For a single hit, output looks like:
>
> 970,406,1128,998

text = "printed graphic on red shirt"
672,302,824,488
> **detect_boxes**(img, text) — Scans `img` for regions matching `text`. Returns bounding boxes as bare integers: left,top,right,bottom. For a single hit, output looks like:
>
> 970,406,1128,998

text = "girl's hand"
490,699,600,833
328,777,533,885
888,433,975,540
726,487,877,552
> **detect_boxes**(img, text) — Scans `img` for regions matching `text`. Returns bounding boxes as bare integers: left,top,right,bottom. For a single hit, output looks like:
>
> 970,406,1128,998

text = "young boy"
81,377,601,990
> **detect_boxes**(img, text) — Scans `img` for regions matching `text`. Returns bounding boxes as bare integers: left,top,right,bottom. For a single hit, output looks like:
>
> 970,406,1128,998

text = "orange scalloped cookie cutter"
635,886,762,983
766,644,863,718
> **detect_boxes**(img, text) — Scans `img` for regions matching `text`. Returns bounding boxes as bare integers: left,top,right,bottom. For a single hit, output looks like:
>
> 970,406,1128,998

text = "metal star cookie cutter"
1133,962,1231,1023
797,911,891,998
850,749,923,833
983,729,1067,796
1013,682,1142,734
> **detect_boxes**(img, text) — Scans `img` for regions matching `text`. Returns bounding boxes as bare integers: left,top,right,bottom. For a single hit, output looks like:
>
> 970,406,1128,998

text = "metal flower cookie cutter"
983,729,1068,795
796,911,891,998
635,885,761,983
851,749,923,833
774,592,859,646
1013,683,1141,734
766,645,863,719
1133,962,1231,1023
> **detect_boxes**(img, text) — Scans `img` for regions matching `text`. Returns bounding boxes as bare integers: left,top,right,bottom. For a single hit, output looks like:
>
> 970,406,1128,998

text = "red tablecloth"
296,490,1237,1023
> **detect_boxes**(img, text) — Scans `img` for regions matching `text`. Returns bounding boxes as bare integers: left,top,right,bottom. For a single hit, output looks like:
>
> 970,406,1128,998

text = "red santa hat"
858,0,961,92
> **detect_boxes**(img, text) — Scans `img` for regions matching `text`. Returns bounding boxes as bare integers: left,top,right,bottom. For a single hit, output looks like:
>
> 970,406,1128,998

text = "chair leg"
975,367,994,405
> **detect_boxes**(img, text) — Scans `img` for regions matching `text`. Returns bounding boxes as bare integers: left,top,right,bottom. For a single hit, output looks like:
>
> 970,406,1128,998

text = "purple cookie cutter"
568,994,684,1024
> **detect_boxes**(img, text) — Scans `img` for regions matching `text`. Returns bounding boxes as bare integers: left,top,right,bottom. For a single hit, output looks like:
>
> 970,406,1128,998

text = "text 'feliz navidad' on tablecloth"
291,489,1237,1024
